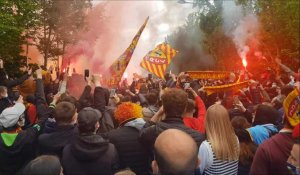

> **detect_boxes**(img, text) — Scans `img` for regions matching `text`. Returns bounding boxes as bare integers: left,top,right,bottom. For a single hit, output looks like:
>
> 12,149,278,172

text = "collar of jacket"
162,117,183,124
55,124,76,131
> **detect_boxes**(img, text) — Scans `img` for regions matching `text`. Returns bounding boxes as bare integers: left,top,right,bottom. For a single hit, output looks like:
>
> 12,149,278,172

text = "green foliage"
237,0,299,70
168,0,299,72
0,0,40,77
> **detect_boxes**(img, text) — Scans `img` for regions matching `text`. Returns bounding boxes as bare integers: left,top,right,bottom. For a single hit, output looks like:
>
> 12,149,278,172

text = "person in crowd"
198,104,239,175
231,116,257,175
250,88,299,175
182,87,206,133
287,124,300,175
0,85,13,115
0,69,58,175
38,101,77,158
0,59,32,109
114,169,136,175
246,104,279,145
22,155,63,175
103,102,151,175
142,92,159,121
62,107,119,175
139,88,205,151
152,129,200,175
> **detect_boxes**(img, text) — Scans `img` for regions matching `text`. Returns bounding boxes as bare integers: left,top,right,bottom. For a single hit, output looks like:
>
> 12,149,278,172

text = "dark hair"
154,146,197,175
234,129,257,166
139,84,149,94
145,93,158,105
185,99,195,113
281,85,294,96
23,155,61,175
77,107,101,134
161,89,188,117
57,93,78,108
231,116,251,130
253,104,279,126
55,101,76,124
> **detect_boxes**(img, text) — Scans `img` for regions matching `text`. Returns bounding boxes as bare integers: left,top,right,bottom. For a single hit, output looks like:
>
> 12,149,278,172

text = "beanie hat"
77,107,101,133
0,102,25,128
283,88,300,127
114,102,142,126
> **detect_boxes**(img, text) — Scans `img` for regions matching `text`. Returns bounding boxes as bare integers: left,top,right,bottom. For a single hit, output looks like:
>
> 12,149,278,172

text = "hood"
0,130,27,155
124,118,146,130
71,134,110,161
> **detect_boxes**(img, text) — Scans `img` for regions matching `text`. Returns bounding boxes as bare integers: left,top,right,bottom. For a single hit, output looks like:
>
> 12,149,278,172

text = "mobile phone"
184,83,190,90
110,89,116,98
84,69,89,78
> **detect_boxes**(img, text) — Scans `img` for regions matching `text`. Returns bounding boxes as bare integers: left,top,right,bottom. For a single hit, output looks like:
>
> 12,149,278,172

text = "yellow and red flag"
140,43,178,79
107,17,149,87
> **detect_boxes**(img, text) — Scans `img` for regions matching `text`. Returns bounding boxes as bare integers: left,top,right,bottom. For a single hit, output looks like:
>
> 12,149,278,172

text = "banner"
204,81,249,95
140,43,178,79
107,17,149,87
186,71,231,80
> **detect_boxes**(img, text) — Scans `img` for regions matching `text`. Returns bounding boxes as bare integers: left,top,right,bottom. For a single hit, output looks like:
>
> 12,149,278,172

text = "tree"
0,0,40,77
36,0,91,67
167,0,240,72
237,0,300,71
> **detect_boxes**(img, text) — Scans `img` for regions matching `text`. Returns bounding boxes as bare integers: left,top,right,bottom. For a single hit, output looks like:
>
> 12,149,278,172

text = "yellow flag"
107,17,149,87
140,43,178,79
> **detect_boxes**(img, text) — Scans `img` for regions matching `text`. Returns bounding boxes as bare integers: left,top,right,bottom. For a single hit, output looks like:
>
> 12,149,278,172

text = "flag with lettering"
107,17,149,87
140,43,178,79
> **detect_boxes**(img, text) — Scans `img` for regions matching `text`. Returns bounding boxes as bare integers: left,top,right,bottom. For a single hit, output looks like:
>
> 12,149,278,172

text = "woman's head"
205,104,239,161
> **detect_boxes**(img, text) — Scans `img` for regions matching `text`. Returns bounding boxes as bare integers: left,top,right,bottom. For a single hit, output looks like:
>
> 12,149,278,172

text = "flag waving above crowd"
140,43,178,79
106,17,149,87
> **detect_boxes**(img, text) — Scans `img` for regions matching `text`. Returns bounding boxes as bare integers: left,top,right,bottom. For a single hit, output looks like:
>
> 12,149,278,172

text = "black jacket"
0,97,13,114
139,117,205,151
94,86,109,113
62,134,119,175
0,79,51,175
38,124,78,159
104,126,152,175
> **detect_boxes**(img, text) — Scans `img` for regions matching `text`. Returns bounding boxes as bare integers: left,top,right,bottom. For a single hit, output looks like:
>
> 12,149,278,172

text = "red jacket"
183,96,206,133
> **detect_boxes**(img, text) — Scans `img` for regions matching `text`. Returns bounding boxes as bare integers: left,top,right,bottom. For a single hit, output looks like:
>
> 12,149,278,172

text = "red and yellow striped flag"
140,43,178,79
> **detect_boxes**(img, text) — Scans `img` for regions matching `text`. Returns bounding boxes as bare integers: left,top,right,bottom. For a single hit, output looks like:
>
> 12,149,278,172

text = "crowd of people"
0,57,299,175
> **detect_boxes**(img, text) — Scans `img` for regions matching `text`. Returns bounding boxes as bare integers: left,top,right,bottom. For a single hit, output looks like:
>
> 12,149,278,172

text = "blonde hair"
205,104,239,161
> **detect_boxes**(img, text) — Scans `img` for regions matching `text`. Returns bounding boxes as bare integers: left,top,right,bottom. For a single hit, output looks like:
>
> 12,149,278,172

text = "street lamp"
177,0,194,4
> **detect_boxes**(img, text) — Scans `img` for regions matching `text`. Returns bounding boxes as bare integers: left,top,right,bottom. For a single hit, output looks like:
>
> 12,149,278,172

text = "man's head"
0,86,7,98
55,101,77,125
152,129,199,175
252,104,279,126
161,89,188,117
145,92,158,106
182,99,195,117
0,102,26,128
77,107,101,134
23,155,62,175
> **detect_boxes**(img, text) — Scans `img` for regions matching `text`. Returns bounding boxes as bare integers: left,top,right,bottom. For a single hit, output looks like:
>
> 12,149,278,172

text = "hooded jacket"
62,134,119,175
0,79,52,175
